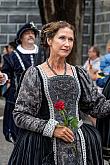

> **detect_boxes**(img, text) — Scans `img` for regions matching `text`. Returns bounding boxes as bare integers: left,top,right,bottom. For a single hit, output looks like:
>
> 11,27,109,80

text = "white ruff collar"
17,44,38,54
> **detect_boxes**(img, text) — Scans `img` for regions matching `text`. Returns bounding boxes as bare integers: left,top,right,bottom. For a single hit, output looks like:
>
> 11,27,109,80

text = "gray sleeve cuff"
43,119,59,137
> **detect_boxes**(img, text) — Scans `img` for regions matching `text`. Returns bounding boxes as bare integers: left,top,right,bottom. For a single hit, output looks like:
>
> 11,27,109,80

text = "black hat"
15,22,39,44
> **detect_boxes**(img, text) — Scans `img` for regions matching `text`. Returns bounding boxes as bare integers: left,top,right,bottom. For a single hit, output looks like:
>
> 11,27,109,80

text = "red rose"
54,99,78,154
54,100,65,111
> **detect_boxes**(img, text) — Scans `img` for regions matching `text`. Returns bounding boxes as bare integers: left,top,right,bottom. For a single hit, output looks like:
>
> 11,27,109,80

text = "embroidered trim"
30,54,34,66
37,65,58,165
78,128,87,165
71,66,81,118
72,66,87,165
37,66,55,119
14,50,26,71
43,119,59,137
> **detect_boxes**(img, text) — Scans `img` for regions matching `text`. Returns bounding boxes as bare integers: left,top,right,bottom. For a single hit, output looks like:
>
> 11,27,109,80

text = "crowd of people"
0,20,110,164
83,41,110,163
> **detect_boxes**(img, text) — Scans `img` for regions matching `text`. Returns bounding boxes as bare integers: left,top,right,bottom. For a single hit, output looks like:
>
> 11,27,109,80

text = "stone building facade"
0,0,110,64
0,0,41,54
83,0,110,63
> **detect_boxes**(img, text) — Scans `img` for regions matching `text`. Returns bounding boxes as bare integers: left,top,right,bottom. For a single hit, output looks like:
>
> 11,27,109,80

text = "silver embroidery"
43,119,59,137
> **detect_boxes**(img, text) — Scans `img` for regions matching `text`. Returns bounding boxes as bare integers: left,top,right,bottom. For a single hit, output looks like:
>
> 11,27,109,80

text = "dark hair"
3,45,8,54
41,21,76,47
4,45,8,51
90,46,100,57
9,41,17,50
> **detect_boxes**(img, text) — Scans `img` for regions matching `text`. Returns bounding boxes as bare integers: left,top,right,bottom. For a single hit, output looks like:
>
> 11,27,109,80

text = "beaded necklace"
46,58,67,75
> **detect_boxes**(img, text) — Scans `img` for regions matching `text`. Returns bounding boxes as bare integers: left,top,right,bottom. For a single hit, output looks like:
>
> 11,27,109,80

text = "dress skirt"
8,129,55,165
97,116,110,161
8,123,103,165
96,76,110,161
82,123,103,165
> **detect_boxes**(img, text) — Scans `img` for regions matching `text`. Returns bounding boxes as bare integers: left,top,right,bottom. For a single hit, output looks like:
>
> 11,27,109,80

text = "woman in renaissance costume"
8,21,110,165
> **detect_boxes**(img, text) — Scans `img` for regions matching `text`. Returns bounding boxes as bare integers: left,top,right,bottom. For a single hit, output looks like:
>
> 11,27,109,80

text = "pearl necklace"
46,58,67,75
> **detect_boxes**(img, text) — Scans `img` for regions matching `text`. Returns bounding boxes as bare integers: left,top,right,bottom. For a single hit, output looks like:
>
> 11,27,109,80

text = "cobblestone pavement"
0,98,109,165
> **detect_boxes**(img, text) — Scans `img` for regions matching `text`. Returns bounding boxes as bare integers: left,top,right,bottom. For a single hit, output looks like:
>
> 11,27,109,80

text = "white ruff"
17,44,38,54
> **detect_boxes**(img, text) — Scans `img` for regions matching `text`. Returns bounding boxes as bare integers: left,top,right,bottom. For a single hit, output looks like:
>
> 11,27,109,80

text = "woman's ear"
47,38,52,46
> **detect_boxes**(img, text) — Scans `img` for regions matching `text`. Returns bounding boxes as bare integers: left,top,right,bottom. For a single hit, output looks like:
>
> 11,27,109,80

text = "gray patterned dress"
8,65,110,165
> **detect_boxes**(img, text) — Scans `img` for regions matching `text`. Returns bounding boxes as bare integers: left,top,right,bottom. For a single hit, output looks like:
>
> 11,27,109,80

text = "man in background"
83,45,101,126
83,45,100,81
0,22,46,143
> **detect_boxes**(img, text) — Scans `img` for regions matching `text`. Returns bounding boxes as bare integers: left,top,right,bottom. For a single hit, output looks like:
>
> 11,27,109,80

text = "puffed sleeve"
76,65,110,118
13,66,58,136
13,67,47,133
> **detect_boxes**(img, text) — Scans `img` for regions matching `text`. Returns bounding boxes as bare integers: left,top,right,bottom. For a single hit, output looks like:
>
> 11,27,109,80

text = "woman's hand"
53,125,75,142
0,72,8,85
0,72,4,84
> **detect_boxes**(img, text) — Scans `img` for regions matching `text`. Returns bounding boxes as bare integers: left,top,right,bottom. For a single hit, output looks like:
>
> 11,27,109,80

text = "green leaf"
68,116,73,121
68,116,78,129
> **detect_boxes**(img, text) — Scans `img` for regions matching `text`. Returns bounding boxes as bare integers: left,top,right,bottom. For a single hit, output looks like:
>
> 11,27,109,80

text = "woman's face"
48,27,74,58
88,47,97,59
3,47,8,54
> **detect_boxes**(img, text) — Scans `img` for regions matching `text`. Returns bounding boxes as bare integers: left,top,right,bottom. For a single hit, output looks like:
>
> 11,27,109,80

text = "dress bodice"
48,75,80,123
37,66,83,164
